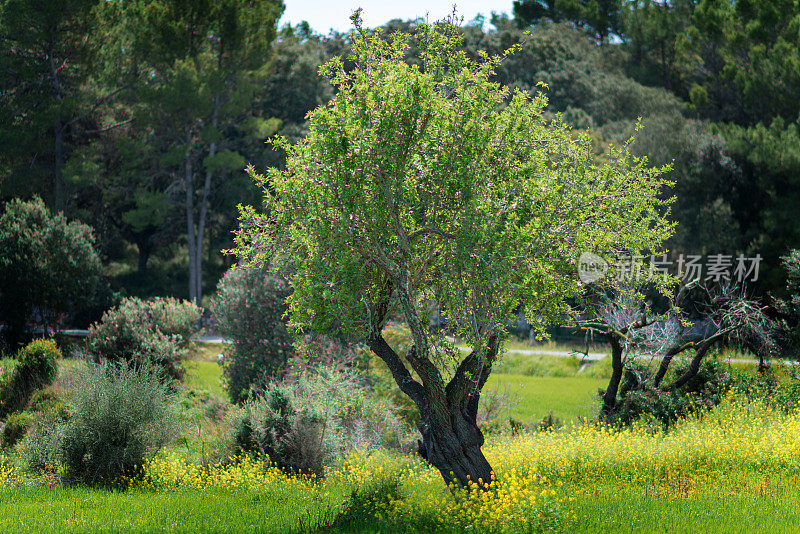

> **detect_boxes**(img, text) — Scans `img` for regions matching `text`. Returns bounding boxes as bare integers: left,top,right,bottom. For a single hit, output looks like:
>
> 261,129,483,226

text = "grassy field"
486,374,605,423
181,342,610,426
3,343,797,533
0,486,327,533
4,392,800,533
184,360,225,398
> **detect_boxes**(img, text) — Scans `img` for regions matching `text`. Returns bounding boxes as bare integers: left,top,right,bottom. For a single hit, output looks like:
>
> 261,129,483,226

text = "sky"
280,1,516,34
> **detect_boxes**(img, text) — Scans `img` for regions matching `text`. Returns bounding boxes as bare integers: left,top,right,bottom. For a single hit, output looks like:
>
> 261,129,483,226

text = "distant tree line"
1,0,798,305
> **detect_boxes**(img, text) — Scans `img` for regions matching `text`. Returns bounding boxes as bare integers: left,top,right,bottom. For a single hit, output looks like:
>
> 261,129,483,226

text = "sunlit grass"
2,393,800,532
487,373,605,424
183,360,225,398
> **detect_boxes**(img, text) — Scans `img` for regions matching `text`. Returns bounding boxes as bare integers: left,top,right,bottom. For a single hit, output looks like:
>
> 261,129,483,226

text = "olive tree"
234,13,672,487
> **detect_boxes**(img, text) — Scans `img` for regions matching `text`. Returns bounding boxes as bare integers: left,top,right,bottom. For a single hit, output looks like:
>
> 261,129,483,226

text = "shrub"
211,264,293,403
0,197,102,350
60,363,181,486
28,389,65,415
17,411,66,474
1,411,34,449
233,366,410,475
608,359,734,429
141,297,203,345
87,297,200,380
234,384,325,475
0,339,60,417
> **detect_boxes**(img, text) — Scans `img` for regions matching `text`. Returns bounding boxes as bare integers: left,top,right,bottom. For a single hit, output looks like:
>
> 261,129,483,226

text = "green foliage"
630,115,746,254
0,0,102,206
233,366,409,475
27,389,66,417
87,297,200,379
140,297,203,344
774,250,800,359
102,0,286,304
16,410,66,474
211,264,293,403
0,339,60,418
1,411,33,449
608,359,734,429
60,363,181,486
513,0,625,43
680,0,800,125
0,198,102,349
236,13,673,348
234,382,324,475
622,0,694,92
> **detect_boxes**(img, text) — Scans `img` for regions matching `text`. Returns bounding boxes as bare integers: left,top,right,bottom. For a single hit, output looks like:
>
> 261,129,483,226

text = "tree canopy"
235,12,673,487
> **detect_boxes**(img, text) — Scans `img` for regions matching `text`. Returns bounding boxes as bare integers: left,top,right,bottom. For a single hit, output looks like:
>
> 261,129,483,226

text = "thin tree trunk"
653,342,691,388
664,327,733,390
191,94,220,304
49,51,67,212
136,236,152,276
54,121,66,211
184,142,197,304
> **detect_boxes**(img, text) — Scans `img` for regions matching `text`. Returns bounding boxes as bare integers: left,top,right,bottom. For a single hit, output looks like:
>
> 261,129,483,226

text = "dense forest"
1,0,798,325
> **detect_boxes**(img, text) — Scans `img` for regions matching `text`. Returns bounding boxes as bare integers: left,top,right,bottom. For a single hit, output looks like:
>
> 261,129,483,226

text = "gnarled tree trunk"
367,328,499,488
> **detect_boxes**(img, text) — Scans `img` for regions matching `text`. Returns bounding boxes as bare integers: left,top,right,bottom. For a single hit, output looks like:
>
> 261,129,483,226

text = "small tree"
234,12,672,487
774,250,800,360
212,264,293,403
578,281,775,420
0,198,102,351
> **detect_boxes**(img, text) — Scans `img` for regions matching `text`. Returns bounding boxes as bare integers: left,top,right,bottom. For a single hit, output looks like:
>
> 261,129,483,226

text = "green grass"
1,474,797,533
0,486,335,533
570,481,800,533
184,360,225,398
487,373,605,424
183,342,227,398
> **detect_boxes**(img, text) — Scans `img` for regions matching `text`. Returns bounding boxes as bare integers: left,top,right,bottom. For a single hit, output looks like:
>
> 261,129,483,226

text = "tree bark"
136,236,152,276
600,335,624,418
187,93,220,305
49,50,67,212
367,327,497,488
418,406,494,488
653,341,693,388
665,339,716,391
664,328,733,390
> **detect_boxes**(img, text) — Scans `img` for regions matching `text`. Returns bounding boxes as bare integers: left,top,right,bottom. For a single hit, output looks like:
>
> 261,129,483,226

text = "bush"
0,197,102,350
141,297,203,344
233,366,410,475
212,264,293,403
28,389,65,415
1,411,34,449
608,359,734,429
0,339,60,418
60,364,181,486
234,384,325,475
87,297,200,380
17,411,66,474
